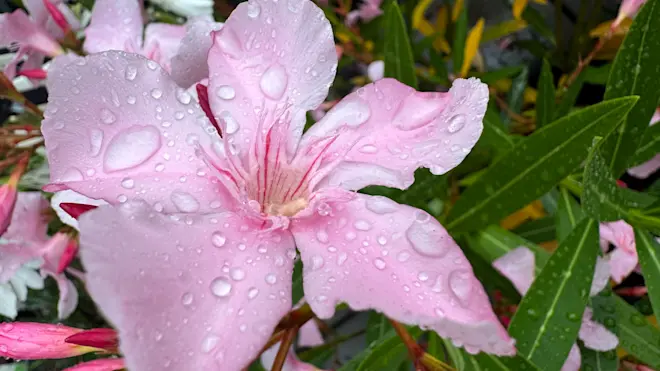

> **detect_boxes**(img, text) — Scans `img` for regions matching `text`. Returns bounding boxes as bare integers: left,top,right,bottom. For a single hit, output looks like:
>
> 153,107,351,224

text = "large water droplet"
393,92,445,131
316,229,329,243
231,268,245,281
151,88,163,99
210,277,232,297
175,88,191,105
219,111,239,134
121,177,135,189
89,129,104,156
265,273,277,285
100,109,116,124
216,85,236,100
353,220,372,231
406,217,449,258
260,63,288,100
211,232,227,247
311,256,325,270
247,1,261,18
449,270,472,304
171,191,200,212
125,65,137,80
104,126,161,172
365,196,399,214
201,334,219,353
373,258,386,270
447,114,466,133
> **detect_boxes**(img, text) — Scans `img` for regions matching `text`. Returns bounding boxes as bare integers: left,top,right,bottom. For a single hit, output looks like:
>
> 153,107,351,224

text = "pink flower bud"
0,322,99,360
62,358,125,371
18,69,48,80
41,232,78,274
43,0,72,34
59,202,98,220
65,328,119,353
614,0,646,29
0,184,18,235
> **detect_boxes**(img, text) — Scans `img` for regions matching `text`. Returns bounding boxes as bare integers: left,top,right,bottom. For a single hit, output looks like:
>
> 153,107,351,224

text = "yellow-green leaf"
460,18,485,77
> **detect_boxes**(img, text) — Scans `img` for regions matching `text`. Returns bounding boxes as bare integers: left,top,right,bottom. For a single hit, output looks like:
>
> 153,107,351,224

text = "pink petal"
291,192,515,355
600,221,638,283
608,247,639,284
304,78,486,191
345,11,360,27
52,274,78,320
628,154,660,179
62,358,125,371
298,320,324,347
83,0,143,54
590,257,610,296
578,308,618,351
78,201,296,370
492,246,535,295
206,0,338,156
142,23,187,71
51,190,108,230
261,343,321,371
24,0,80,39
0,10,63,56
170,17,223,88
4,192,49,245
42,52,234,214
560,344,581,371
358,3,383,23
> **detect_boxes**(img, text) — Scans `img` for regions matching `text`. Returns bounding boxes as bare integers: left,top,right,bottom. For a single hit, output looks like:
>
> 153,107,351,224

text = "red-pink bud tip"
65,328,119,353
43,0,71,34
18,69,48,80
196,83,222,138
59,203,98,220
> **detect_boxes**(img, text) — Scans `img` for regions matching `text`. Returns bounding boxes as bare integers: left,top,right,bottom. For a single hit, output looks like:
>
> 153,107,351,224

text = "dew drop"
170,191,200,212
247,1,261,17
397,251,410,262
181,292,193,306
418,272,429,281
201,334,219,353
219,111,239,134
216,85,236,100
359,145,378,154
210,277,232,297
406,218,449,258
316,229,329,243
373,258,386,270
311,256,325,270
449,270,472,304
100,109,116,124
89,129,104,156
121,177,135,189
151,88,163,99
125,65,137,80
365,196,399,214
447,114,466,133
353,220,372,231
377,236,387,246
259,63,288,100
337,252,348,266
247,287,259,299
104,126,161,172
265,273,277,285
211,232,226,247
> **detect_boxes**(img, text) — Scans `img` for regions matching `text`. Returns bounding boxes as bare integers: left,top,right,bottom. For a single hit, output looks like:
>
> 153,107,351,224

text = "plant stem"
270,326,298,371
389,320,425,369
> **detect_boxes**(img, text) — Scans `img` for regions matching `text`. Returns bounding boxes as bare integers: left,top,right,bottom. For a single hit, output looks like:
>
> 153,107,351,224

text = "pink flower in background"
0,322,100,359
346,0,383,26
84,0,222,86
0,0,78,79
600,220,638,284
261,343,323,371
628,108,660,179
493,247,618,371
62,358,126,371
613,0,647,29
42,0,514,368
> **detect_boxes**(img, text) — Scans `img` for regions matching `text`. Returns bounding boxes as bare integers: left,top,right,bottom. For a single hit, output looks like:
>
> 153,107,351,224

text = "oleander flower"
42,0,515,369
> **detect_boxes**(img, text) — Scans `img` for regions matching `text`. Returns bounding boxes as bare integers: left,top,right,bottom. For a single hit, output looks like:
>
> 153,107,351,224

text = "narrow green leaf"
383,1,418,88
556,187,585,242
356,328,422,371
481,104,517,156
634,228,660,317
583,146,651,221
468,225,548,271
502,67,528,126
471,66,524,84
512,217,556,244
613,294,660,368
291,259,304,303
630,123,660,167
602,0,660,175
555,71,586,119
366,312,392,344
469,353,541,370
536,59,556,128
509,219,599,369
427,333,465,370
520,4,555,43
452,0,468,75
584,64,612,85
446,97,638,233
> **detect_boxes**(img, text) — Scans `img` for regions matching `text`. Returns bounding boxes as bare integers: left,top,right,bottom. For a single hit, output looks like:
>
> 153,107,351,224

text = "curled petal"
492,246,535,295
170,17,223,88
42,52,234,213
0,184,18,236
142,23,186,71
62,358,125,371
578,308,618,352
590,257,610,296
292,192,515,355
51,190,107,231
79,201,296,370
628,154,660,179
560,344,581,371
83,0,143,54
0,322,97,359
53,274,78,319
65,328,118,352
600,221,638,283
0,10,63,57
298,320,324,347
207,0,338,156
304,78,486,191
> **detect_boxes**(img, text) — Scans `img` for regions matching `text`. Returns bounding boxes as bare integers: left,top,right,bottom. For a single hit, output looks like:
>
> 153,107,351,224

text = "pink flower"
62,358,126,371
0,185,18,236
346,0,384,26
261,342,323,371
0,322,100,360
298,320,324,347
628,108,660,178
600,220,638,284
493,247,618,371
40,233,80,319
614,0,647,29
42,0,514,369
0,0,79,79
84,0,222,87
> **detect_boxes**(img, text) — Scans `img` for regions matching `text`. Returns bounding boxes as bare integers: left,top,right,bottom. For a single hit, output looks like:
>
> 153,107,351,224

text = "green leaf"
555,71,586,119
508,218,599,369
468,353,541,370
613,294,660,368
383,1,418,88
556,187,585,242
536,59,556,128
445,97,638,233
502,67,528,126
630,122,660,167
463,243,521,300
512,217,556,244
634,228,660,317
471,66,524,84
366,312,392,344
480,104,517,156
601,0,660,175
452,0,468,75
356,328,422,371
581,289,619,371
584,64,612,85
583,145,651,221
468,225,548,271
292,259,304,303
520,4,555,44
427,333,465,370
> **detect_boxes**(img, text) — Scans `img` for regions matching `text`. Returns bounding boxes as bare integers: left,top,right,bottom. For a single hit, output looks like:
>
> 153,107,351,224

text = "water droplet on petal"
447,114,466,133
449,270,472,304
219,111,239,134
247,287,259,299
354,220,372,231
210,277,232,297
100,109,116,124
260,63,288,100
170,191,200,212
230,267,246,281
151,88,163,99
434,308,445,317
316,229,329,243
397,251,410,262
104,126,161,172
125,65,137,80
201,334,219,353
265,273,277,285
311,256,324,270
211,232,226,247
359,145,378,154
417,272,429,281
337,252,348,266
365,196,399,214
89,129,104,156
377,236,387,246
247,1,261,17
216,85,236,100
373,258,386,270
181,292,193,306
406,217,450,258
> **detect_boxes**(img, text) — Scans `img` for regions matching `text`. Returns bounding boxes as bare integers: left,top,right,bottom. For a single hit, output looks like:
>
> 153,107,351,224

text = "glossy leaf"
508,218,599,369
612,294,660,368
356,328,421,371
634,228,660,318
427,333,465,370
467,353,541,370
536,59,555,128
630,122,660,167
383,1,418,88
469,225,548,271
556,187,585,242
602,0,660,175
512,217,556,244
480,104,517,156
365,312,392,344
452,0,468,74
446,97,638,233
555,71,586,119
503,67,528,126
